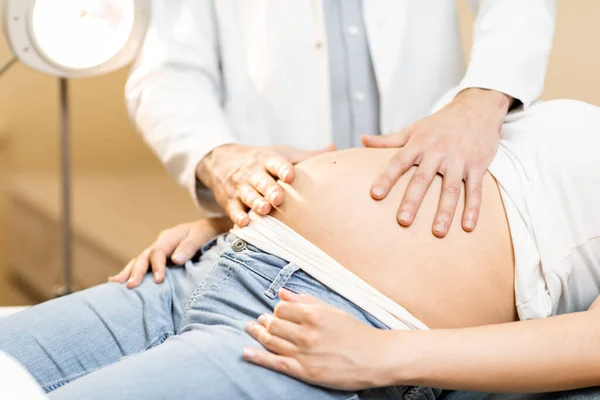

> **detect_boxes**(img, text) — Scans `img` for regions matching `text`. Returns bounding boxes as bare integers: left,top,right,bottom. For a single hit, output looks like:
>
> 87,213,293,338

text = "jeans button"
232,239,247,252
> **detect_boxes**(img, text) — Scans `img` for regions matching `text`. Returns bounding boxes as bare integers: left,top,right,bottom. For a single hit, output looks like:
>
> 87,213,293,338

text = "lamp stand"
0,58,74,296
56,77,73,296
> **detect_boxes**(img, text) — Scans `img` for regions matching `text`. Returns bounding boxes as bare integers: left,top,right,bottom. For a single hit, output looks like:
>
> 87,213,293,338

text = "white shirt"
126,0,556,214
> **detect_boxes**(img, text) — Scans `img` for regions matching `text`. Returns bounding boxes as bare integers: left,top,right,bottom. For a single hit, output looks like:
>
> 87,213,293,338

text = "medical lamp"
1,0,150,295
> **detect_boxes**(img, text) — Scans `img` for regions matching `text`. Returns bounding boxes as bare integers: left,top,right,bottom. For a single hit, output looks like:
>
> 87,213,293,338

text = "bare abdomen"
271,148,516,329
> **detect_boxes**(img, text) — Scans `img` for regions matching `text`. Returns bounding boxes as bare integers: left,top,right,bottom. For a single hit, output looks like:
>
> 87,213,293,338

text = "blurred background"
0,0,597,305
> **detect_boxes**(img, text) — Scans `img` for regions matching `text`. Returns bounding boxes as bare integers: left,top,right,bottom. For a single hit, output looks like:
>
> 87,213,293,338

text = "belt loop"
264,263,300,299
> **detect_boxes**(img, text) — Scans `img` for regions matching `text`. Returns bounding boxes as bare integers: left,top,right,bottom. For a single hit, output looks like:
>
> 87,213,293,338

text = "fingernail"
266,187,279,203
464,218,475,230
399,212,411,224
172,252,186,264
257,314,267,324
236,212,247,224
259,200,270,212
243,348,255,359
372,187,385,199
433,222,446,235
244,322,256,334
154,272,161,281
280,167,290,181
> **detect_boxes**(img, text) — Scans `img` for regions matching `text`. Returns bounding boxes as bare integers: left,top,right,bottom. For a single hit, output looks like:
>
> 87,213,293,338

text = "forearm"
387,310,600,392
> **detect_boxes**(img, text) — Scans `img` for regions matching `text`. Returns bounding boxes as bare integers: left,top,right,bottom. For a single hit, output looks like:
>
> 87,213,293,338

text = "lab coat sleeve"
126,0,234,215
433,0,556,112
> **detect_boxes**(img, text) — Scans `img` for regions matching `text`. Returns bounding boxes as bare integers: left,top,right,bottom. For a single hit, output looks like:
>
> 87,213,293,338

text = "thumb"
171,225,208,264
153,224,191,263
171,238,203,265
362,129,410,148
279,288,322,304
278,144,337,164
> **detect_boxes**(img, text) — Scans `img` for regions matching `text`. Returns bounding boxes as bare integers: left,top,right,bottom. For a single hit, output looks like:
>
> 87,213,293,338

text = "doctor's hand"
109,217,232,289
363,88,512,238
243,289,396,391
196,144,336,227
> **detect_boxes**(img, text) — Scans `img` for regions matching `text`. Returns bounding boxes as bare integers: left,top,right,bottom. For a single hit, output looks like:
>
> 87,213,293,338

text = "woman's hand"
109,217,232,289
363,88,512,238
243,289,396,391
196,144,336,227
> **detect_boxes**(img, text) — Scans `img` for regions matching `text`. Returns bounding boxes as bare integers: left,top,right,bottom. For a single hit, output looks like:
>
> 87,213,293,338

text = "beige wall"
543,0,600,104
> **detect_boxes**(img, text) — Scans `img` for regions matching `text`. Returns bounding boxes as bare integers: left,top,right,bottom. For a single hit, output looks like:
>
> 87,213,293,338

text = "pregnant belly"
270,148,516,329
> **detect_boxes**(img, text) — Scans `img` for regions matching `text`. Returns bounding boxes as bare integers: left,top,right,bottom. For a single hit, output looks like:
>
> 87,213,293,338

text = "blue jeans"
0,234,437,400
441,389,600,400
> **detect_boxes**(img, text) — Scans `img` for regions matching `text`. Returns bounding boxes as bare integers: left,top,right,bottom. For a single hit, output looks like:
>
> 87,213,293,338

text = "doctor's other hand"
363,88,512,238
196,144,336,227
243,289,396,391
109,217,232,289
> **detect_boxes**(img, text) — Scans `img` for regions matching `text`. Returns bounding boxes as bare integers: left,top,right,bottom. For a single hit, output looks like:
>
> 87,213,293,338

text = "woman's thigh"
0,236,225,393
48,324,362,400
0,279,176,393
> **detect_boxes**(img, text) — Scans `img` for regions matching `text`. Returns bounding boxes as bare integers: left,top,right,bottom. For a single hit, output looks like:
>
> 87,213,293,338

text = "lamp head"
2,0,150,78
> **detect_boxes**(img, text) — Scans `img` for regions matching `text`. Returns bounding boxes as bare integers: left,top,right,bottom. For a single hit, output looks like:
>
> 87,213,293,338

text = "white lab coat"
126,0,556,213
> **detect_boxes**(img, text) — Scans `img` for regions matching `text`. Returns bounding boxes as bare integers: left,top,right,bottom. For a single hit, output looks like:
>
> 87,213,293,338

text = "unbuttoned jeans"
0,234,438,400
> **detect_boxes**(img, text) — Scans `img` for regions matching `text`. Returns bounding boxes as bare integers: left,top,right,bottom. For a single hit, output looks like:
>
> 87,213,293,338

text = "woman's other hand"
363,88,512,238
196,144,336,227
109,217,232,289
243,289,397,391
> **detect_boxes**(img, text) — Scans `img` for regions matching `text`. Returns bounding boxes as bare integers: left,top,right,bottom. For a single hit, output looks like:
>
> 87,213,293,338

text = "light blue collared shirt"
323,0,380,149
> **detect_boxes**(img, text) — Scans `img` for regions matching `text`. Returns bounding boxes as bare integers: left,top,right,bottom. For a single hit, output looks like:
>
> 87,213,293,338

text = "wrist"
374,330,431,387
195,154,214,190
205,217,234,235
195,144,236,190
208,217,233,236
453,88,513,117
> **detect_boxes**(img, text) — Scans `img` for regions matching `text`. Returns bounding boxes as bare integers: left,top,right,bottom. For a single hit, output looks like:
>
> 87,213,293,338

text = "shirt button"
315,40,324,49
354,91,366,102
347,25,360,36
